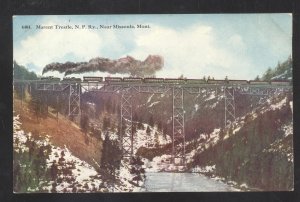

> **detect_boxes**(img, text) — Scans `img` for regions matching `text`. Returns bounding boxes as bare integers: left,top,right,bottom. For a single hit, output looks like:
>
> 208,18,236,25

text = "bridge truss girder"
81,83,122,93
132,85,171,94
35,82,70,91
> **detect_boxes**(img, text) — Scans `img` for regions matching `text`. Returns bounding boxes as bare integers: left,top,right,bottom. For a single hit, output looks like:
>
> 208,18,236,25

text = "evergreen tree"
146,126,151,136
149,116,154,127
100,134,122,184
157,121,162,131
102,117,111,131
129,156,145,186
132,123,137,135
133,112,138,122
13,138,51,192
50,160,58,181
163,124,168,139
138,121,144,130
105,100,112,113
154,132,159,147
80,115,89,135
263,67,273,81
13,61,38,80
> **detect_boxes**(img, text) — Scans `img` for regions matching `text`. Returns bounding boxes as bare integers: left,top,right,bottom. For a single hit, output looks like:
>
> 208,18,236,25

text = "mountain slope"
13,98,103,170
189,92,293,191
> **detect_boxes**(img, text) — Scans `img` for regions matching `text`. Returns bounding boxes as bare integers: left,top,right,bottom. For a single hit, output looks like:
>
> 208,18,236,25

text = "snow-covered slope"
133,124,171,153
188,92,293,191
13,114,144,193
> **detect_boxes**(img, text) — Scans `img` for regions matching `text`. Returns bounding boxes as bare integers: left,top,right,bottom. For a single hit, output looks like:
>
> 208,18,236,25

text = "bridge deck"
13,80,292,89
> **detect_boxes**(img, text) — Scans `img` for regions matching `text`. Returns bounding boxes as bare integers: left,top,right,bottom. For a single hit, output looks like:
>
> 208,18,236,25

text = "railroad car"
41,76,61,81
249,80,270,85
104,77,123,82
164,78,186,84
228,80,248,85
185,79,207,84
83,76,103,82
62,77,81,82
144,77,164,83
207,79,227,84
123,77,143,82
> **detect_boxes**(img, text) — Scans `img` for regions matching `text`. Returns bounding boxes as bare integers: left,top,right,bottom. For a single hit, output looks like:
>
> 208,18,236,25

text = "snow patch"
282,122,293,137
270,97,287,110
192,165,216,173
205,93,216,101
133,124,171,153
289,101,293,114
148,101,160,107
194,104,199,111
147,94,154,103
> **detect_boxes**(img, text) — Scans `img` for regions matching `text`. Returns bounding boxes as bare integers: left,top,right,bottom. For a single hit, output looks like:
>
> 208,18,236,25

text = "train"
40,76,61,81
62,77,82,82
82,76,103,82
39,76,291,86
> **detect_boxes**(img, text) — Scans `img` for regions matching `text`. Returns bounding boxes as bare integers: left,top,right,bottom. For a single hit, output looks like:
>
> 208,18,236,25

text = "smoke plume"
42,55,164,77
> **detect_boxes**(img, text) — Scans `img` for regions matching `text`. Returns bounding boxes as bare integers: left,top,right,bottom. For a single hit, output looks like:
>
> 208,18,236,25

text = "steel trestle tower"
120,88,133,157
172,87,185,165
224,87,236,127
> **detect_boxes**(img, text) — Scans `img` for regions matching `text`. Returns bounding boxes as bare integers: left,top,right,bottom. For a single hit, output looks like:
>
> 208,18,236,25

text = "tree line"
254,56,292,81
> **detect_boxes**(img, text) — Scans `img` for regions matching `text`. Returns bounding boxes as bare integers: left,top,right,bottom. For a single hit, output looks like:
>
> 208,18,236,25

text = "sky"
13,14,292,80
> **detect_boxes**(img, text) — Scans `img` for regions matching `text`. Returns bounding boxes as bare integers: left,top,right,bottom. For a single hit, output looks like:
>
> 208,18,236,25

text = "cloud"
128,24,255,79
14,20,103,74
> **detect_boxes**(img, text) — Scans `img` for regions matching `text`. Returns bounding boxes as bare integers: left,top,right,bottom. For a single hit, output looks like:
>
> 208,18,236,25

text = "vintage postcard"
13,14,293,192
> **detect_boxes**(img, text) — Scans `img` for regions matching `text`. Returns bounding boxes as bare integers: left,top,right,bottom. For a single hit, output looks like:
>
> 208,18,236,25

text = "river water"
145,172,238,192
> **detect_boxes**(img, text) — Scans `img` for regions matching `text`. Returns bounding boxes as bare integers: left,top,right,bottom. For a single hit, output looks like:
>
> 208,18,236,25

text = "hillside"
258,56,292,81
189,92,293,191
13,95,149,192
13,97,103,169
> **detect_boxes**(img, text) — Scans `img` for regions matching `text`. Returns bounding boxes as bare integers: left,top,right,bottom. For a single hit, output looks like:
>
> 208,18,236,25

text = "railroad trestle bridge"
14,79,292,165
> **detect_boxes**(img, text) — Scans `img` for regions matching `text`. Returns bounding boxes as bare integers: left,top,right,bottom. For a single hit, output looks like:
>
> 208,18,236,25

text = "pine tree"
80,115,89,135
138,121,144,130
102,117,111,131
149,116,154,127
157,121,162,131
101,134,122,184
263,67,273,81
133,112,138,122
163,124,168,139
154,132,159,147
50,160,58,181
13,61,38,80
130,156,145,186
146,126,151,136
132,123,137,135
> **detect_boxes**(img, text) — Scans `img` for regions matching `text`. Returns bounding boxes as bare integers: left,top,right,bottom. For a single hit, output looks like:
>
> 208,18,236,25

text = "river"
144,172,238,192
